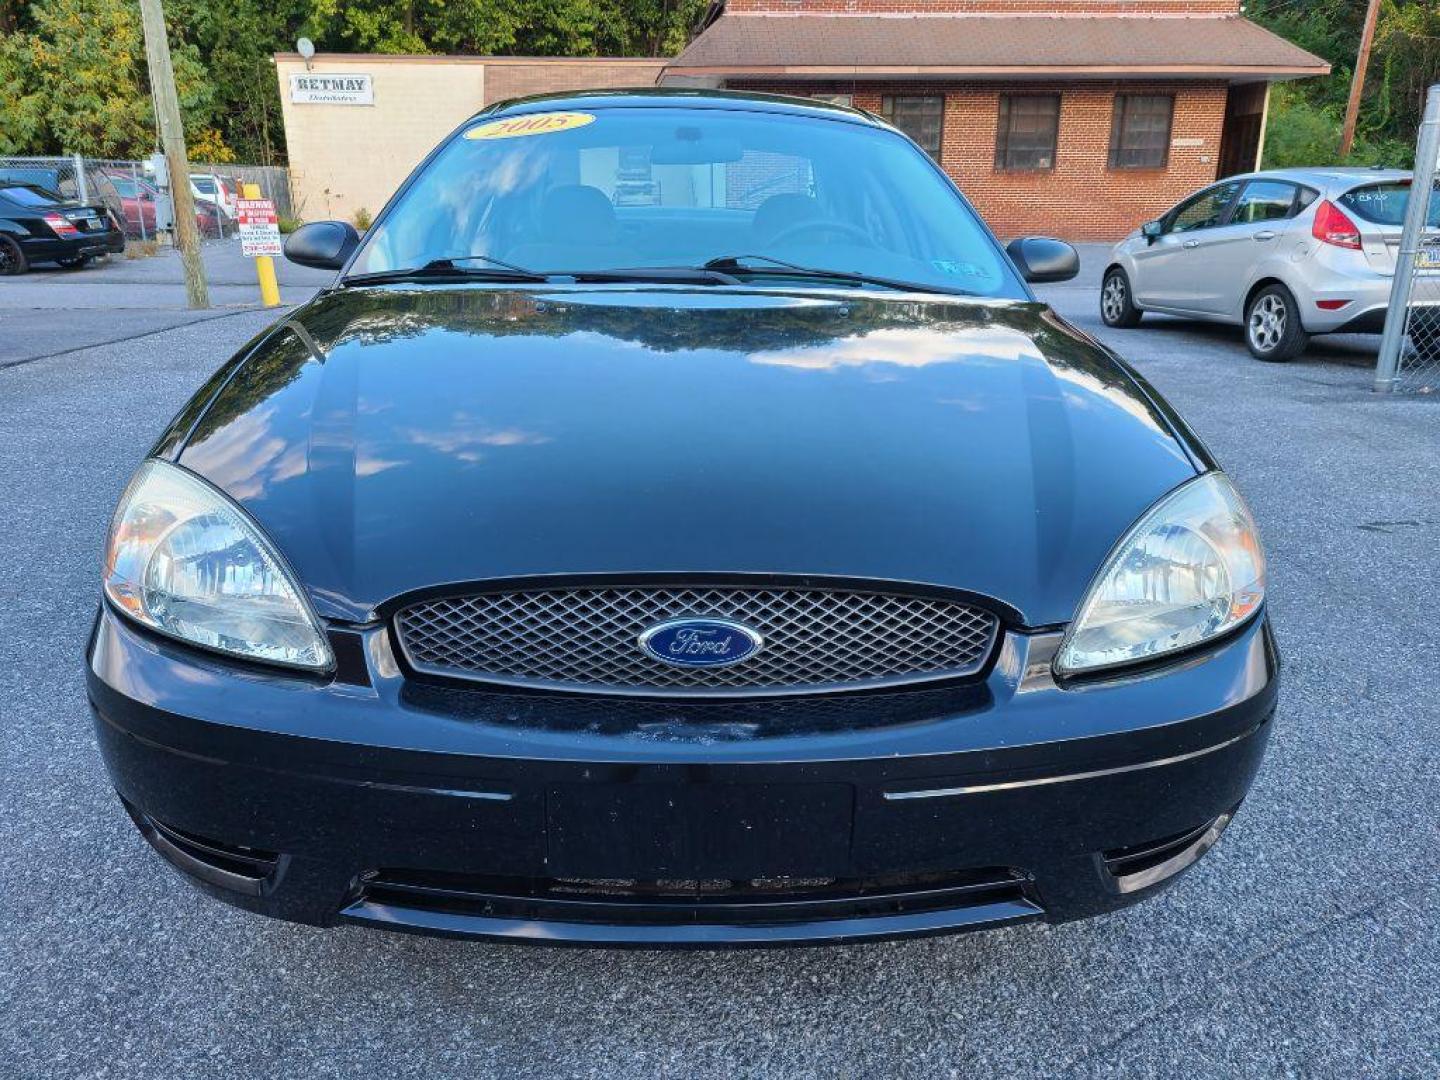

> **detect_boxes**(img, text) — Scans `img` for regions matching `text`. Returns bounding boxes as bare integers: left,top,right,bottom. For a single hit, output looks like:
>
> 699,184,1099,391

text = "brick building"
661,0,1329,239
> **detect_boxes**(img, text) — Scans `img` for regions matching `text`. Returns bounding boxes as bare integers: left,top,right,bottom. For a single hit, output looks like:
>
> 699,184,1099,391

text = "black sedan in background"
88,90,1276,947
0,182,124,273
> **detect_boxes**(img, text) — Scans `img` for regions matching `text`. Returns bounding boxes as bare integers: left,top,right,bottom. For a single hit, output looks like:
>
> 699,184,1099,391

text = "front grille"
355,866,1034,927
394,583,1000,696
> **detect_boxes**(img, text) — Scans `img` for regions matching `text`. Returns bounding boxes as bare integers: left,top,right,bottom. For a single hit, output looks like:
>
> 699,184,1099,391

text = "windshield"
1,184,64,207
1339,180,1440,228
192,177,217,194
1,170,61,192
349,106,1021,297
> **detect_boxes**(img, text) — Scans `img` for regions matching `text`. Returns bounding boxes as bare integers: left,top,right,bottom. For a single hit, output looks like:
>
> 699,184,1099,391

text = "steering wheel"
765,218,874,247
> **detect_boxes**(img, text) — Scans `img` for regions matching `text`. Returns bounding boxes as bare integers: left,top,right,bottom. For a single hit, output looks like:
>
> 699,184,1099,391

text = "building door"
1218,84,1268,177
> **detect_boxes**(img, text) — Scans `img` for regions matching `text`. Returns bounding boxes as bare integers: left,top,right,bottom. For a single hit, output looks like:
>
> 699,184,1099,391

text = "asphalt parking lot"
2,242,1437,1078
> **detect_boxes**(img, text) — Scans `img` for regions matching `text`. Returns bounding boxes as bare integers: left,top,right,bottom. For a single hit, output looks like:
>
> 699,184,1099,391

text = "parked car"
99,170,228,240
189,173,237,220
0,182,124,273
0,165,78,200
89,90,1276,948
1102,167,1440,362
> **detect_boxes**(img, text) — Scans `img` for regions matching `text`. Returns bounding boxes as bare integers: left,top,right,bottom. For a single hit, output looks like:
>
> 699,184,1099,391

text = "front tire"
1100,268,1143,328
1245,284,1308,362
0,235,26,275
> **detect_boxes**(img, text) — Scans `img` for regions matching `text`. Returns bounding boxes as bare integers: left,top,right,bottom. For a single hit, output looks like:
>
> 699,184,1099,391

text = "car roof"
1224,166,1412,190
476,87,884,129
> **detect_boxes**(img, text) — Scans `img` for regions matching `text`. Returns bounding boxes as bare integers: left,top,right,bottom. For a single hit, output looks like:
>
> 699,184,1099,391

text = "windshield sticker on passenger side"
465,112,597,140
931,260,989,278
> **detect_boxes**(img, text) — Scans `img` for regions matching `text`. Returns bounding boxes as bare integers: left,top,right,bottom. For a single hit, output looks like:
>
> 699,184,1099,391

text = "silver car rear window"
1338,181,1440,227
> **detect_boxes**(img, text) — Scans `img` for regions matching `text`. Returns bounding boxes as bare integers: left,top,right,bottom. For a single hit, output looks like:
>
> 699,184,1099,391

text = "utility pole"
138,0,209,308
1339,0,1382,158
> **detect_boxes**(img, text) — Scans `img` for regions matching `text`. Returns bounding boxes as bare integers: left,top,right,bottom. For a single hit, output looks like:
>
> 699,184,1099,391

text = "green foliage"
1260,86,1413,170
168,0,312,165
0,0,706,163
1250,0,1440,164
0,0,214,158
352,205,373,230
296,0,703,59
0,0,215,158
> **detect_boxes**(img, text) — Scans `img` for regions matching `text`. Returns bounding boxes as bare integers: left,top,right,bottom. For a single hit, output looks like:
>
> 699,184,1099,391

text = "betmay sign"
290,73,373,106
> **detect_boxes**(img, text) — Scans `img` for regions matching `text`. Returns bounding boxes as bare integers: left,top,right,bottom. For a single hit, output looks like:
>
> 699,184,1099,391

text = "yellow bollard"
242,182,282,308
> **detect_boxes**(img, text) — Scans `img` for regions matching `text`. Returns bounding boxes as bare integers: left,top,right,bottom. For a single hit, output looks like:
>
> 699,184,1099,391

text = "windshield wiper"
702,254,970,296
564,266,742,286
343,256,741,288
343,254,551,286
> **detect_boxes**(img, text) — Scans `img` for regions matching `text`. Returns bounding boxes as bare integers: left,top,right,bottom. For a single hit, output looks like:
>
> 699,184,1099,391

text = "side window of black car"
1167,182,1243,234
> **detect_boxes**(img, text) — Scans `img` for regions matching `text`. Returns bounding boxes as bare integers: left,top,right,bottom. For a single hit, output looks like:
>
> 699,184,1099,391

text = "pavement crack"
0,307,290,371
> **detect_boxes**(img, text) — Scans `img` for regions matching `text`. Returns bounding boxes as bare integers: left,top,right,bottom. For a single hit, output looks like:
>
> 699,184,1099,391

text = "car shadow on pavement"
1105,315,1380,369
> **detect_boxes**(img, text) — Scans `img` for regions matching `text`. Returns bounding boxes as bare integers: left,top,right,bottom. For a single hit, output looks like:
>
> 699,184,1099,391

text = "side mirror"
284,220,360,270
142,192,155,202
1141,220,1163,243
1006,236,1079,284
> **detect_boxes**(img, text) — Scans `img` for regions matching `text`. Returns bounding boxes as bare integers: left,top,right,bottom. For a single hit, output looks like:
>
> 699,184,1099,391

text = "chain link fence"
1376,84,1440,395
0,153,292,246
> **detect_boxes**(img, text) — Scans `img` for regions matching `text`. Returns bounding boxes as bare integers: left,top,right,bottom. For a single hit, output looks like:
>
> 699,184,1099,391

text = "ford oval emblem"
638,618,764,668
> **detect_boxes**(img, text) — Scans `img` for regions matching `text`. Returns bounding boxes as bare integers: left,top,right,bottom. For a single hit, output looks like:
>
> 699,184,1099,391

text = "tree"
594,0,708,57
168,0,310,164
1250,0,1440,166
0,0,217,159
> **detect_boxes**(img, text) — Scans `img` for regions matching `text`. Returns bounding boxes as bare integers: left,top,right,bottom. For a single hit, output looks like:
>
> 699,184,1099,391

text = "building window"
995,95,1060,171
1109,95,1174,169
811,93,853,108
881,96,944,160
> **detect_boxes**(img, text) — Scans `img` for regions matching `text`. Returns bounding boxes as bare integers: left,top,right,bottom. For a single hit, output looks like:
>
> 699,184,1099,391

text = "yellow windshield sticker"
465,112,596,141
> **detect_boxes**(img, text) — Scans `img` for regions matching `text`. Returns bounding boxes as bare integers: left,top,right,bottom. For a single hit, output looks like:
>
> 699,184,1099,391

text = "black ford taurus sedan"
88,90,1276,947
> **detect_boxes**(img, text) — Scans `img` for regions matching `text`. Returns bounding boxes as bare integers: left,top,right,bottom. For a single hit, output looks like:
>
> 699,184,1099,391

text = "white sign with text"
237,198,282,257
290,73,373,106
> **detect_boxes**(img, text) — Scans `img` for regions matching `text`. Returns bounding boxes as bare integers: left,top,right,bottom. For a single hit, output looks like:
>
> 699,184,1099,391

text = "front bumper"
88,606,1279,947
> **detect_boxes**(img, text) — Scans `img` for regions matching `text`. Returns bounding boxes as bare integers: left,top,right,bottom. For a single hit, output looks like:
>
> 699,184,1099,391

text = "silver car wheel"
1101,276,1127,323
1248,294,1287,353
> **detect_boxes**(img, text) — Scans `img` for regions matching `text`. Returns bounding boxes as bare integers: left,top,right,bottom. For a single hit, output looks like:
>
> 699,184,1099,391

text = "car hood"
171,285,1199,626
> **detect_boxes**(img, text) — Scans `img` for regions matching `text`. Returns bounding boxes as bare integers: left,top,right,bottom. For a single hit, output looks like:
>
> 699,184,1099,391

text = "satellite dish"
296,37,316,60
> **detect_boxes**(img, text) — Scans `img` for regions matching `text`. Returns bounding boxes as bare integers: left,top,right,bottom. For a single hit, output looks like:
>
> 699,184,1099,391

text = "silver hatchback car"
1101,168,1440,362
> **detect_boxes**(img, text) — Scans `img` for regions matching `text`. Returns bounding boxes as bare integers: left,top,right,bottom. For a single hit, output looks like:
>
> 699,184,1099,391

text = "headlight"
1055,472,1265,675
103,460,333,670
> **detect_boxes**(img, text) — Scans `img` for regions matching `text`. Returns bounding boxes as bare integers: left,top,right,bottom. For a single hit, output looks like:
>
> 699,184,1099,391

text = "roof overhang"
662,64,1326,81
666,14,1331,85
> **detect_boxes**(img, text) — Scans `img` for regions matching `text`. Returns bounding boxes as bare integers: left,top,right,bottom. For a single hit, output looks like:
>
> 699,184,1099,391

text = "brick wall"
729,0,1239,14
733,79,1229,240
483,59,668,104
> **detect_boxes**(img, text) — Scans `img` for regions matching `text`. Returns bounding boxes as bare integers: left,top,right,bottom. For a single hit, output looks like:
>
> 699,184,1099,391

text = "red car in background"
100,171,230,240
